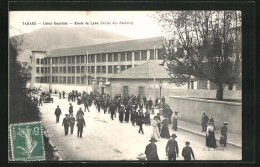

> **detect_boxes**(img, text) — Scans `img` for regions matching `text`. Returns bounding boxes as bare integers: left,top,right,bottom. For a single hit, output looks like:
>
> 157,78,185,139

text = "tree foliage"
153,11,242,100
9,36,40,124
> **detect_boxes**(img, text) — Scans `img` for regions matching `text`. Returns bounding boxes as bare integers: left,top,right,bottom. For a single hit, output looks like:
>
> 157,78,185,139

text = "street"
39,95,242,161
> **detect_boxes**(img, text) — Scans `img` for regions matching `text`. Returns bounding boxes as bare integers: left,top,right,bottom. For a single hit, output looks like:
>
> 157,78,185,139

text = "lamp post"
159,80,163,108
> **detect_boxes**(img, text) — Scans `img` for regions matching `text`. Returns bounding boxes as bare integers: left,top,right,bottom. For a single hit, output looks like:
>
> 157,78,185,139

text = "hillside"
16,26,132,62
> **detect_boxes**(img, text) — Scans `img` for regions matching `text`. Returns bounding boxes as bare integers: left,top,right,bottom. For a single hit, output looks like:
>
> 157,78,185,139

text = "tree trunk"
216,84,224,101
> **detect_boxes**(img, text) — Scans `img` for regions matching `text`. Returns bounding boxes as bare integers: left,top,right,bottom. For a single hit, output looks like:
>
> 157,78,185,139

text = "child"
182,141,195,160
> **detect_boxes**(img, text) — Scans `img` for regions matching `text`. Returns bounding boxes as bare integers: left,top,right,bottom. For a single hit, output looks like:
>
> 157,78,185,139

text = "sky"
9,11,164,38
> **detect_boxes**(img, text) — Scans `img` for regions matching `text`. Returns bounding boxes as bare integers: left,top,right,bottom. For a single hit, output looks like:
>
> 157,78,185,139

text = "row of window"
36,65,134,74
36,76,86,84
35,49,165,65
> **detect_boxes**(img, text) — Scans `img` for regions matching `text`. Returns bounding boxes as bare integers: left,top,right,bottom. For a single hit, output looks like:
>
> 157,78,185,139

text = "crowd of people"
51,90,228,161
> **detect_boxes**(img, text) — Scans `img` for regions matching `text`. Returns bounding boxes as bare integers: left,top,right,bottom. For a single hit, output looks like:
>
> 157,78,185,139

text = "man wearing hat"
137,111,145,134
201,112,209,132
145,137,159,161
182,141,195,160
220,122,228,147
69,114,76,135
69,103,73,117
55,105,62,123
62,114,70,136
76,115,86,138
119,105,125,123
76,107,84,119
166,134,179,160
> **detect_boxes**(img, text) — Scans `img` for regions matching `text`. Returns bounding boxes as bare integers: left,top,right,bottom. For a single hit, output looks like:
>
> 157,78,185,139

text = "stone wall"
168,96,242,134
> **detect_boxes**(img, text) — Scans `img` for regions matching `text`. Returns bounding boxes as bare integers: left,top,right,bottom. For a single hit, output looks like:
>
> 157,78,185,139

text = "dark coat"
77,117,86,127
145,143,159,160
166,140,179,154
69,117,76,126
55,108,61,116
201,114,209,124
182,146,195,160
62,117,70,127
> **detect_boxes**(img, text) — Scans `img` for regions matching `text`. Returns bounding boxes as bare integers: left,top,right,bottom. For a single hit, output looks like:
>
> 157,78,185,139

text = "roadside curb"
178,126,242,148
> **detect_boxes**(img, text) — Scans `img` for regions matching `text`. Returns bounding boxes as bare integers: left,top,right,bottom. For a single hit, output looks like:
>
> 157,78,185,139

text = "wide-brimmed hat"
65,114,69,116
185,141,190,145
171,134,177,138
223,122,228,125
149,137,157,142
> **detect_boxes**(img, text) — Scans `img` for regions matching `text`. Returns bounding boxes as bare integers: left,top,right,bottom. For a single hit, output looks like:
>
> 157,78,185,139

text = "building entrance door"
123,86,128,96
139,87,144,97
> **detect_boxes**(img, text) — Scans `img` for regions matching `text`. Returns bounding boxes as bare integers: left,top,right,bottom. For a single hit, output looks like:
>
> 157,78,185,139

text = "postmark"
10,122,45,161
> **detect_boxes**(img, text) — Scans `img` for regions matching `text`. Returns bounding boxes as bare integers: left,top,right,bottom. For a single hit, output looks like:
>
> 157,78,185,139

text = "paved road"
39,96,242,161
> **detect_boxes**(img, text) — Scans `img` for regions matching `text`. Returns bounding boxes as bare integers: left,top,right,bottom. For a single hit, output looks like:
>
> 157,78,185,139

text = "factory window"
76,56,80,63
102,66,106,73
63,76,66,84
71,57,75,63
72,67,75,73
114,53,118,62
68,67,71,73
88,76,91,85
127,52,132,61
108,66,112,73
97,66,101,73
158,49,165,60
63,57,66,64
76,77,80,84
134,51,140,61
45,67,48,74
63,67,66,73
48,58,51,64
72,77,75,84
68,57,72,64
97,54,101,62
141,50,147,60
59,57,62,64
36,77,40,83
102,54,106,62
82,55,85,63
108,54,112,62
81,66,84,73
91,55,95,63
114,65,118,73
41,59,44,64
91,66,95,73
59,67,62,73
81,77,85,84
150,50,155,60
36,58,40,64
44,58,48,65
127,65,132,69
59,76,62,83
76,66,80,73
41,67,44,74
121,65,125,71
67,77,71,84
121,53,126,61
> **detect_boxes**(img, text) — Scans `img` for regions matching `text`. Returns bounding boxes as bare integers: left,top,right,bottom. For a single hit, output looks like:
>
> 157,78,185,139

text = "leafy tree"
9,36,40,124
153,11,242,100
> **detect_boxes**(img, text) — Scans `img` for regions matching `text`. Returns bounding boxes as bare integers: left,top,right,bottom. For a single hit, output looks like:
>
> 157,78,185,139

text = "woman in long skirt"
206,122,217,148
144,109,151,125
124,104,130,122
172,112,179,131
119,105,125,123
160,118,170,139
151,116,160,140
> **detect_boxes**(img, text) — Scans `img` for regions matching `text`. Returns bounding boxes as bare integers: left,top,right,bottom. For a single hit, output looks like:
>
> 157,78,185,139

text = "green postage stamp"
10,122,45,161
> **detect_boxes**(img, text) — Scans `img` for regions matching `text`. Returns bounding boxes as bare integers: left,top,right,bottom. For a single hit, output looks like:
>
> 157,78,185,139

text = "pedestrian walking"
62,114,70,136
54,105,62,123
124,103,130,122
182,141,195,160
166,134,179,160
144,109,151,125
151,116,160,140
76,115,86,138
109,103,116,120
201,112,209,132
38,96,43,106
145,137,159,161
69,103,73,117
206,118,217,148
130,107,137,126
119,105,125,123
220,122,228,147
59,92,61,99
160,118,170,139
76,108,84,119
62,91,65,99
172,112,179,131
138,112,145,134
69,114,76,135
84,99,90,112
